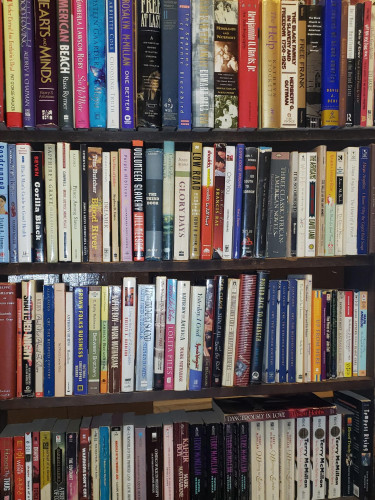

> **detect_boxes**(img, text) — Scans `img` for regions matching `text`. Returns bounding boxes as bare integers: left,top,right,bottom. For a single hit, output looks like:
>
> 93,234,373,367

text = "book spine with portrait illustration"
161,0,178,128
73,0,89,128
136,0,161,127
178,0,192,129
119,0,135,129
202,278,215,388
214,0,239,129
212,143,226,259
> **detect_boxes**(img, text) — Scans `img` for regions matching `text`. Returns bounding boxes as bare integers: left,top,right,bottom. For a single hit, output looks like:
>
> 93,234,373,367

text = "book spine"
123,423,135,499
240,146,257,258
90,426,100,499
66,430,78,500
321,291,327,381
106,0,119,129
173,151,191,260
88,286,101,394
8,144,18,263
232,144,244,259
321,0,341,127
237,422,249,499
265,420,279,499
70,150,82,262
305,152,317,256
358,291,368,376
3,0,22,127
296,152,307,257
223,423,235,499
35,291,43,398
88,147,103,262
174,281,191,390
343,147,359,255
325,291,332,380
297,3,307,127
0,144,9,263
353,291,359,376
154,276,167,389
295,417,310,499
278,281,288,383
190,143,202,259
287,279,297,383
353,3,364,125
0,8,3,125
0,283,17,400
336,290,345,377
357,146,370,254
73,287,88,395
17,298,22,397
311,416,326,499
102,153,111,262
326,414,341,499
335,151,345,255
222,278,240,387
162,141,175,260
188,286,206,390
344,290,353,377
338,0,348,127
161,0,178,127
263,280,277,383
57,142,72,262
32,432,40,499
254,147,272,258
147,426,163,499
222,146,235,260
346,4,356,126
80,145,89,262
20,0,35,128
108,286,122,393
16,144,33,263
177,0,192,130
288,151,298,257
191,0,214,128
324,151,336,255
173,422,190,499
57,0,74,128
360,1,371,127
250,271,270,383
110,151,120,261
14,435,26,500
44,144,58,263
99,426,111,500
79,425,90,500
22,280,36,396
40,431,52,500
121,277,137,392
202,278,215,388
305,5,322,128
200,146,214,259
65,291,73,395
119,0,135,129
315,144,326,257
311,289,322,381
54,284,66,397
43,285,54,397
145,148,163,260
88,0,107,127
250,421,265,499
119,149,133,261
132,141,145,261
33,0,58,127
206,423,221,498
366,1,375,125
135,284,156,390
211,275,228,387
52,429,67,500
189,423,205,499
100,286,109,393
73,0,89,128
212,143,226,259
279,419,295,500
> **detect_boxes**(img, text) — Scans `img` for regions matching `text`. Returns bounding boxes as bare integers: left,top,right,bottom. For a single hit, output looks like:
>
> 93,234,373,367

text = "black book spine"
57,0,74,128
132,141,146,261
52,432,66,500
341,412,354,496
66,431,78,497
250,271,270,383
190,423,206,499
81,144,89,262
254,147,271,258
206,423,222,500
237,422,249,500
353,3,364,126
240,147,258,258
297,3,307,128
305,4,322,128
146,426,163,499
330,290,337,378
211,275,228,387
31,151,45,262
224,423,236,500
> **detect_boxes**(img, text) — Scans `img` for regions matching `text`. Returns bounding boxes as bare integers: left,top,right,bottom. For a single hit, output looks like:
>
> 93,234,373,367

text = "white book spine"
44,144,58,263
250,420,265,500
111,151,120,262
327,414,341,499
297,152,307,257
222,145,235,259
16,144,32,263
35,291,44,397
280,0,298,128
57,142,71,262
303,277,312,382
279,419,295,500
336,290,345,378
316,146,326,257
222,279,240,386
135,284,155,391
70,150,82,262
265,420,279,500
106,0,120,129
343,147,359,255
311,416,326,500
366,2,375,126
173,151,191,260
102,152,111,262
174,281,191,390
25,431,32,500
296,417,310,500
352,291,359,376
334,151,345,256
154,276,167,383
65,291,74,396
305,152,317,257
188,285,206,390
163,423,174,500
296,280,305,382
121,277,137,392
111,426,123,500
91,427,100,500
122,423,135,500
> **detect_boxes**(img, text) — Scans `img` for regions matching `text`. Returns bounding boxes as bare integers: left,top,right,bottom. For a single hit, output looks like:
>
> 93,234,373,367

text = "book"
100,286,109,393
102,152,111,262
0,283,17,400
119,0,135,129
211,275,228,387
73,287,89,395
119,148,133,262
174,281,191,390
338,0,349,127
80,145,89,262
88,147,103,262
173,151,191,260
335,150,345,255
360,1,371,127
250,420,265,498
78,417,91,500
54,283,66,397
250,271,270,383
233,144,244,259
52,420,69,499
35,290,44,397
263,279,278,384
88,286,101,394
106,0,120,129
70,150,82,262
66,419,80,500
8,144,18,263
22,280,36,397
57,0,74,128
57,142,71,262
254,146,272,258
65,291,73,395
357,146,370,254
200,146,214,259
353,2,364,126
202,278,214,388
154,276,167,389
110,151,120,262
0,143,9,263
178,0,192,129
212,143,226,258
305,151,318,257
240,146,257,258
43,284,54,397
188,286,206,390
298,3,307,127
222,278,240,387
358,290,368,376
162,141,175,260
44,144,58,263
16,144,33,263
73,0,89,128
222,145,235,260
343,147,359,255
121,277,137,392
190,143,202,259
311,415,326,499
305,4,322,128
325,151,336,255
135,284,155,391
164,279,177,391
315,144,327,257
132,140,145,261
161,0,178,128
20,0,35,128
108,286,122,393
145,148,163,260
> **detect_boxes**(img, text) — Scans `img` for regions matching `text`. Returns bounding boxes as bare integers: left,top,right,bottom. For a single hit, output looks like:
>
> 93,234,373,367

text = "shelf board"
0,255,372,275
1,377,372,410
1,127,375,144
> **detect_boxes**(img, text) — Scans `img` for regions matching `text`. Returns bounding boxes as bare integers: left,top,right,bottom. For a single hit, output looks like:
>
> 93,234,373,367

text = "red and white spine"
200,147,214,259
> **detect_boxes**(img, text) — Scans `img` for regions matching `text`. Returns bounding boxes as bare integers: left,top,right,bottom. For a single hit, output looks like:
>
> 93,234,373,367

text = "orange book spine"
311,290,322,381
200,147,214,259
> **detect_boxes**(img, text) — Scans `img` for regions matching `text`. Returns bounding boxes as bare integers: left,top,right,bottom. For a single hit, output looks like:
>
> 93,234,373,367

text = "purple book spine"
321,292,327,380
34,0,58,127
177,0,192,129
119,0,135,129
233,144,244,259
20,0,35,127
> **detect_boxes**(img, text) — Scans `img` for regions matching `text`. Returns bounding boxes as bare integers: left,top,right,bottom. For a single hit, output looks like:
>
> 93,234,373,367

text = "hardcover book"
73,0,89,128
135,284,155,391
20,0,35,128
145,148,163,260
57,0,74,128
305,4,322,128
178,0,192,129
132,140,145,261
173,151,191,260
119,0,135,129
161,0,178,127
121,277,137,392
162,141,175,260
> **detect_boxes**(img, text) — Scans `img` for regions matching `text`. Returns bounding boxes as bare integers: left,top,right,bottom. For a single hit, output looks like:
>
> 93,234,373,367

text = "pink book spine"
164,279,177,390
163,424,174,500
73,0,89,128
120,149,133,261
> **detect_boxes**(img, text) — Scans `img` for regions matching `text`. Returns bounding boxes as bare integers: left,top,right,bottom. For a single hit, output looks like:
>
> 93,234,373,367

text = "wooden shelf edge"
1,377,372,410
0,255,372,275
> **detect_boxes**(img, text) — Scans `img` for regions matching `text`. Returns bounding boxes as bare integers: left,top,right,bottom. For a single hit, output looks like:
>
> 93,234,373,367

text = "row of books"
0,392,371,499
0,141,374,264
2,0,375,130
0,273,368,400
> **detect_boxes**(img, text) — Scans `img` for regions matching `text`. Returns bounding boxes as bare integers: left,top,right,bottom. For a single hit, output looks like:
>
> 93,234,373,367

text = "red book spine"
360,1,372,126
238,0,259,128
32,432,39,500
16,297,22,398
212,144,226,259
14,435,26,500
132,140,145,261
173,422,190,500
233,274,257,386
0,437,13,499
78,426,90,500
0,283,17,400
200,147,214,259
0,6,4,125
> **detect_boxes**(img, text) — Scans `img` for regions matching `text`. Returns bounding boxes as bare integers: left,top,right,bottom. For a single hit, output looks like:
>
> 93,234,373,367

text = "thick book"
57,0,74,128
8,144,18,263
200,146,214,259
135,284,155,391
211,275,228,387
145,148,163,260
305,152,318,256
132,140,145,261
20,0,35,128
325,150,336,256
22,280,36,397
343,147,359,255
73,287,89,395
174,281,191,390
16,144,33,263
162,141,175,260
119,0,135,129
338,0,349,127
262,279,278,384
100,286,109,393
173,420,190,499
289,151,298,257
240,146,257,258
254,146,271,258
65,291,73,395
121,277,137,392
119,148,133,261
222,278,240,387
73,0,89,128
0,283,17,400
314,144,326,257
190,143,202,259
108,286,122,393
250,271,270,383
88,147,103,262
212,143,226,259
136,0,162,127
305,4,322,128
178,0,192,129
161,0,178,128
353,2,364,125
346,2,356,126
232,144,244,259
298,3,307,127
173,151,191,260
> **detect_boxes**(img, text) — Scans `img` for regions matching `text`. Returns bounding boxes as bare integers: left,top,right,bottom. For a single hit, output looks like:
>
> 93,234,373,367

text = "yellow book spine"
324,151,336,256
100,286,109,393
189,143,202,259
311,290,322,381
40,431,52,500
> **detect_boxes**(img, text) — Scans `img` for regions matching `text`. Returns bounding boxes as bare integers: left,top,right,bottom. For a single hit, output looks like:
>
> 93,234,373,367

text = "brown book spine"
0,283,17,399
88,147,103,262
369,144,375,253
108,285,122,393
233,274,257,387
219,404,337,423
339,0,349,126
173,422,190,500
146,426,163,499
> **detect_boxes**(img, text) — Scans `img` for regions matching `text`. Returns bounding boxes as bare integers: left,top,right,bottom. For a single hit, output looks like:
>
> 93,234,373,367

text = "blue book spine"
250,271,270,383
161,0,178,127
88,0,107,127
145,148,163,260
177,0,191,129
287,279,297,383
73,287,89,395
135,285,156,391
99,426,111,500
0,143,9,263
279,280,288,383
232,144,244,260
20,0,35,127
357,146,370,254
119,0,135,129
321,0,341,127
8,145,18,263
188,286,205,390
263,280,278,383
43,285,55,397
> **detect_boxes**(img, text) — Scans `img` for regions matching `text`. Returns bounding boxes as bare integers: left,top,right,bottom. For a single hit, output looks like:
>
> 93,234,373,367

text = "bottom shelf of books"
0,390,371,499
